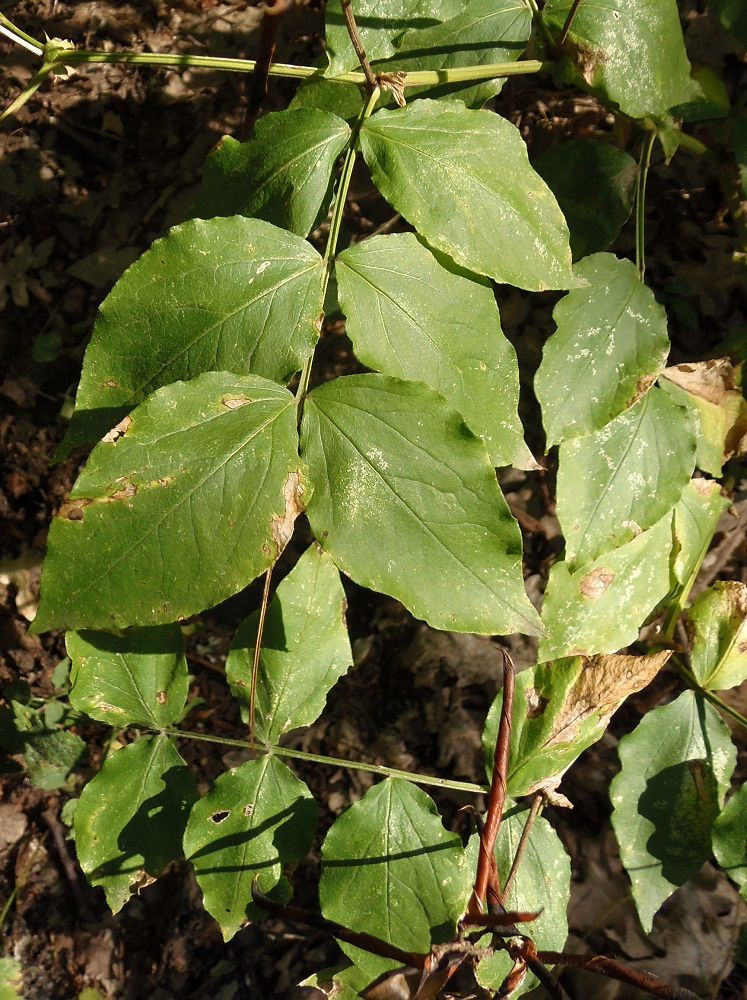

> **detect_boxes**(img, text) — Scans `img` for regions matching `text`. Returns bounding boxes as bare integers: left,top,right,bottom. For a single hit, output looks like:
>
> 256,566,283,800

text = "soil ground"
1,2,747,998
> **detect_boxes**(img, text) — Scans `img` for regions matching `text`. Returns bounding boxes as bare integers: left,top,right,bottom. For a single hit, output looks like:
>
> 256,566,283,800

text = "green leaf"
536,254,670,446
183,755,317,940
539,511,674,660
610,691,736,932
67,625,189,728
301,374,541,636
191,110,351,235
35,373,303,632
384,0,532,108
319,777,472,984
687,582,747,691
335,233,532,468
0,958,23,1000
359,101,576,291
556,387,695,569
226,544,352,742
58,218,323,456
74,735,197,913
713,783,747,895
543,0,701,120
12,702,85,790
533,141,637,260
484,651,670,799
324,0,459,76
672,479,731,592
659,359,747,476
475,805,570,995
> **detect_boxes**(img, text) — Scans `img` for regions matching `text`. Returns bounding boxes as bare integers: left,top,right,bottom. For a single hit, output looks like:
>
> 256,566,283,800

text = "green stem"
165,727,488,794
0,61,55,126
296,84,381,411
0,12,43,53
56,50,547,86
635,130,655,281
522,0,556,51
672,658,747,730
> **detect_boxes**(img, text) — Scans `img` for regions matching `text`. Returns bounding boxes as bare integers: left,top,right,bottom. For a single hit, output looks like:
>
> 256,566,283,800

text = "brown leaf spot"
101,415,132,444
629,373,656,407
580,568,615,600
222,396,252,409
104,379,119,388
155,690,168,705
270,471,305,554
525,688,548,720
60,499,91,522
109,478,138,501
243,804,254,817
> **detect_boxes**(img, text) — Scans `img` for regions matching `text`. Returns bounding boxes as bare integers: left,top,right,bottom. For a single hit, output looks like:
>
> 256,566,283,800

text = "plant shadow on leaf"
74,625,183,656
637,759,720,885
186,796,317,874
88,763,195,880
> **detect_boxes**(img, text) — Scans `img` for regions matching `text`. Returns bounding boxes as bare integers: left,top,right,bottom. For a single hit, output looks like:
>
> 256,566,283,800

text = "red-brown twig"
503,793,543,900
250,878,426,969
461,909,541,928
470,650,514,914
248,566,274,746
340,0,377,90
241,0,294,137
511,940,699,1000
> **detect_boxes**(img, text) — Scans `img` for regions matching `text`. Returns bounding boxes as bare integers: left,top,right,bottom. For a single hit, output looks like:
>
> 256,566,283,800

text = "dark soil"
1,2,747,998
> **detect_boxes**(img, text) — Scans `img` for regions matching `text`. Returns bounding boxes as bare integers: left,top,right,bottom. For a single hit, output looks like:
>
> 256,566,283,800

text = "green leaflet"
659,359,747,476
226,545,353,743
610,691,736,932
0,958,23,1000
319,778,472,984
34,373,303,632
335,233,532,468
536,254,670,446
475,806,570,996
533,141,637,260
687,582,747,691
556,387,695,569
301,374,541,636
183,755,317,941
58,218,323,456
324,0,460,76
713,783,747,897
191,109,351,236
67,625,189,729
384,0,531,108
544,0,701,120
539,511,674,660
12,701,85,790
672,479,730,592
484,652,670,799
74,735,197,913
359,101,576,291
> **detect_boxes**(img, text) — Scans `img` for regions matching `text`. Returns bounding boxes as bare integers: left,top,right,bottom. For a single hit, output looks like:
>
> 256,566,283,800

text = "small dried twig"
249,566,274,746
242,0,294,137
470,650,514,913
251,878,426,969
340,0,377,91
502,794,544,899
514,940,700,1000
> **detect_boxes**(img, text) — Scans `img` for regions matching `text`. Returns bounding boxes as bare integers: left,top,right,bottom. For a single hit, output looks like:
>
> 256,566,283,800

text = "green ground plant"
2,0,747,995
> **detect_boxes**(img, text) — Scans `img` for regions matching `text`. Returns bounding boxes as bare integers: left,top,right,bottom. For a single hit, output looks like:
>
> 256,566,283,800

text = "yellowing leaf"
660,359,747,475
687,582,747,691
